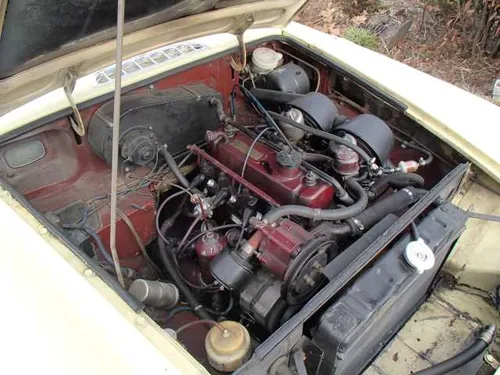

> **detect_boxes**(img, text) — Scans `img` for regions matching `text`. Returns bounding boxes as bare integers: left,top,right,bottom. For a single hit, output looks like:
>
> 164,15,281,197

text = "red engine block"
208,129,334,208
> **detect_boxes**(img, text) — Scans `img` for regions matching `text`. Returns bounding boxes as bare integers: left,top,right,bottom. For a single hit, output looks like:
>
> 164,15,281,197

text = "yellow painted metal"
0,187,209,375
0,0,307,114
0,30,281,136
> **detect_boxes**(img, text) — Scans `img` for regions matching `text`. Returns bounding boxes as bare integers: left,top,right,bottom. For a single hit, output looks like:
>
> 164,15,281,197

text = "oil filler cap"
404,238,435,274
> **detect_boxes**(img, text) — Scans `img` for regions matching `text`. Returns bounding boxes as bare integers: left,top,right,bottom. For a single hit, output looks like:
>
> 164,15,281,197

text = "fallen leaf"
328,26,344,36
351,11,368,26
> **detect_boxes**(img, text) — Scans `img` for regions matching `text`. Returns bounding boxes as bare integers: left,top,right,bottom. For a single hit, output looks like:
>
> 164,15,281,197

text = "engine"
189,108,400,331
79,73,430,335
0,42,456,374
131,85,419,332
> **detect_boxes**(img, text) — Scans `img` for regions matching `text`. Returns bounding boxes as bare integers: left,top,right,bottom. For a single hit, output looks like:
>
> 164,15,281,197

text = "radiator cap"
404,238,435,274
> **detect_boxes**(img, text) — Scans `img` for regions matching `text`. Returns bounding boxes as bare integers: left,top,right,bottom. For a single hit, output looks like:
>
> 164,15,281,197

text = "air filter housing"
334,114,394,164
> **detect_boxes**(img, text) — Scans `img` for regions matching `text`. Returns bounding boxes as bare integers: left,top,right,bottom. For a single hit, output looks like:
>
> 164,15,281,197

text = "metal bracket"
63,72,86,136
229,14,254,72
485,353,500,370
292,349,308,375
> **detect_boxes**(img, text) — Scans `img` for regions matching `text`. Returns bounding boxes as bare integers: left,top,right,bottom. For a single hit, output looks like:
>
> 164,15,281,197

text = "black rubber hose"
263,178,368,223
63,224,132,275
414,324,496,375
249,87,304,105
323,223,352,236
302,160,354,205
356,186,427,229
204,295,235,316
268,111,373,165
63,225,115,265
159,147,190,189
301,152,334,164
240,86,295,150
156,191,189,245
373,172,425,196
157,220,213,321
324,186,426,236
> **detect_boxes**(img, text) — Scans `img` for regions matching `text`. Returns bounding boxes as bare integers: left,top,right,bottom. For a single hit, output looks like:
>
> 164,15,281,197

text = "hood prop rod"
109,0,126,287
229,14,254,72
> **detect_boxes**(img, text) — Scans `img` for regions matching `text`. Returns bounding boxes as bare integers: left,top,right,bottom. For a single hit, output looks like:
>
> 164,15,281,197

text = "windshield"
0,0,219,79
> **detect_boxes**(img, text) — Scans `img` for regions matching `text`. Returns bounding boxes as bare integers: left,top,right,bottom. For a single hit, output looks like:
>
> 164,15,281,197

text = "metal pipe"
109,0,126,287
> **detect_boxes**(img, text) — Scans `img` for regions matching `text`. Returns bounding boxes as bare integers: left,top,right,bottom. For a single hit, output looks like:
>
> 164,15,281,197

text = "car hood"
0,0,307,115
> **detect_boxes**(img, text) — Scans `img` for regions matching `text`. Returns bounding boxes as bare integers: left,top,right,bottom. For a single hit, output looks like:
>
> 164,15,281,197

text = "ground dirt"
296,0,500,104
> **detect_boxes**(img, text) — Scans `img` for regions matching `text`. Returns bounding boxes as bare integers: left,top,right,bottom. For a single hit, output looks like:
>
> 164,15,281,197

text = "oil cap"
404,238,435,274
276,149,302,168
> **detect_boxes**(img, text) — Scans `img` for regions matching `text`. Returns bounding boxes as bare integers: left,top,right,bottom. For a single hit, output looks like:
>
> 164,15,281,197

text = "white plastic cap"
404,238,435,274
251,47,282,74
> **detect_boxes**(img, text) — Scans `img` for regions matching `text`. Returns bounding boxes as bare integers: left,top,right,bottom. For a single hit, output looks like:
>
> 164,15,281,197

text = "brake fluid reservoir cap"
404,238,435,274
252,47,282,74
205,321,251,372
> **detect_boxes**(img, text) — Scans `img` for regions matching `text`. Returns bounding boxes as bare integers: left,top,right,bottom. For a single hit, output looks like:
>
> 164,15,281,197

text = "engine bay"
0,40,469,374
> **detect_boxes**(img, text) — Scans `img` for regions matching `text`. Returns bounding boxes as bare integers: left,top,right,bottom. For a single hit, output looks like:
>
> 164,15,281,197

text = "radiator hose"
372,172,425,197
263,178,368,223
414,324,496,375
321,186,427,236
356,187,426,229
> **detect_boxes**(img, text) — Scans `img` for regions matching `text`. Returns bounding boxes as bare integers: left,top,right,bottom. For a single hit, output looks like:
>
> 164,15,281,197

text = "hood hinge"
230,14,254,72
63,71,86,136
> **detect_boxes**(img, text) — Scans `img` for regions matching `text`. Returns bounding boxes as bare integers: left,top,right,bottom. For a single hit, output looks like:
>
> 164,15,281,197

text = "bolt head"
83,269,94,277
135,316,146,326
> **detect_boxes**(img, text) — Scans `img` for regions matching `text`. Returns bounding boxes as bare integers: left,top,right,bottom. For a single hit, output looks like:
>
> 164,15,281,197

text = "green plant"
343,27,379,50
